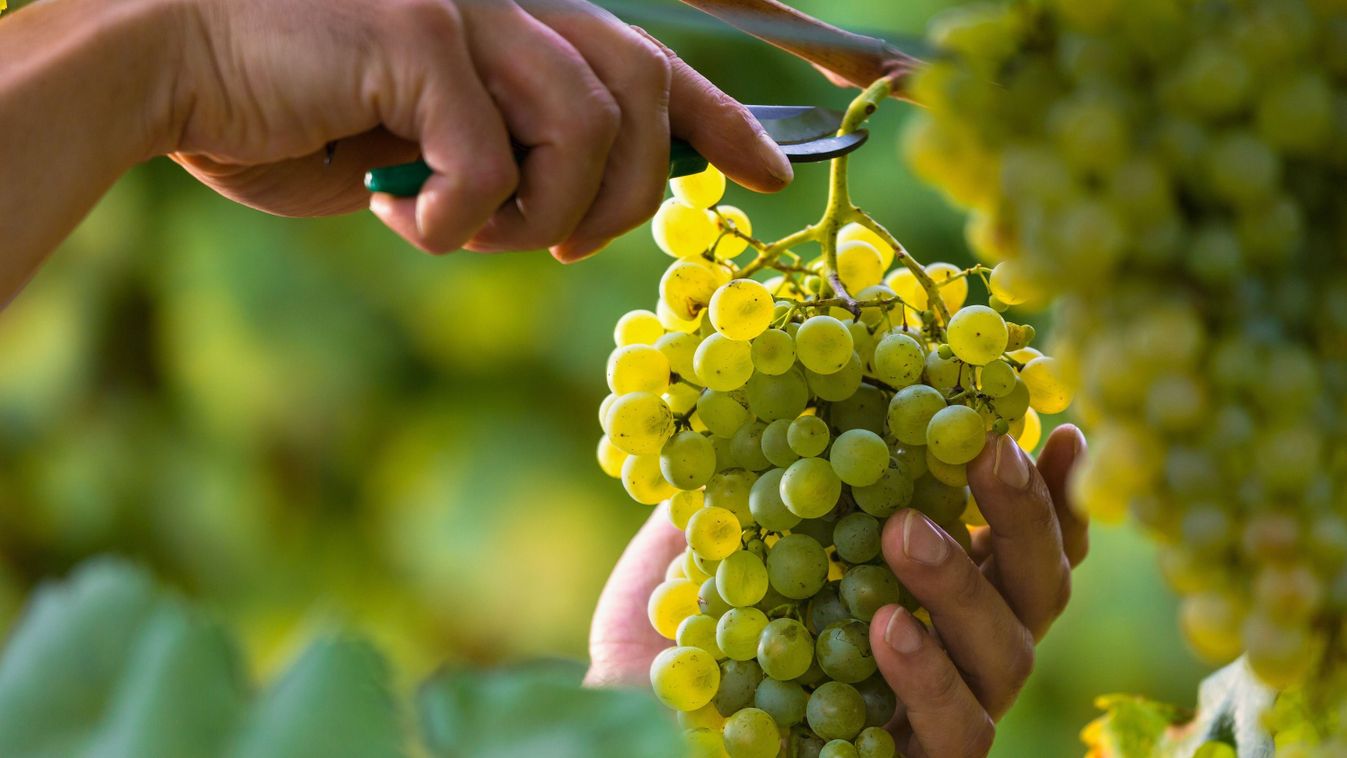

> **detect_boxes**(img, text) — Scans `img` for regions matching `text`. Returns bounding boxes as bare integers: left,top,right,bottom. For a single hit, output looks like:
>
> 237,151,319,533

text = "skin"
0,0,792,306
587,424,1089,757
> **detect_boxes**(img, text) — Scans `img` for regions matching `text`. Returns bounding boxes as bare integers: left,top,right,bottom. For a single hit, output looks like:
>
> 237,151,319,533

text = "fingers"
371,0,518,253
870,605,996,758
967,434,1073,641
1036,423,1089,567
457,3,619,255
585,504,686,688
881,510,1035,718
632,28,793,193
521,2,673,262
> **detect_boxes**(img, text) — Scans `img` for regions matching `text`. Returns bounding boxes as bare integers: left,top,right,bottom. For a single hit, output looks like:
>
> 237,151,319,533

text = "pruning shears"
363,104,868,197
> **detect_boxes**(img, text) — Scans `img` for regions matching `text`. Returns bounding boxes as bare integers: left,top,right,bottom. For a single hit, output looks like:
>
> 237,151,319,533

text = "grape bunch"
596,81,1072,758
904,0,1347,736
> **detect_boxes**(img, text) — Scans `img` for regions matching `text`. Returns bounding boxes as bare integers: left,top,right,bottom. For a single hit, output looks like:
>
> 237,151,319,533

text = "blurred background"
0,0,1206,754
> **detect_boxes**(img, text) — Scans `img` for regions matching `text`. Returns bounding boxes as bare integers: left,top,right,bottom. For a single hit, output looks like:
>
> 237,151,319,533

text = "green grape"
946,305,1008,365
695,334,755,392
670,490,706,530
623,453,678,505
820,740,859,758
749,468,802,532
714,205,753,259
767,534,830,600
796,316,855,374
829,384,887,436
854,285,896,328
655,331,701,381
979,360,1017,398
807,583,851,635
991,377,1030,420
792,513,837,550
791,731,827,758
698,390,753,439
805,352,864,402
654,198,719,259
745,369,811,421
754,678,808,728
781,458,843,518
687,506,743,561
722,708,779,758
662,430,717,489
706,470,757,527
853,466,915,518
699,577,733,618
717,607,770,661
855,726,897,758
710,279,775,341
1205,130,1280,208
596,434,628,478
650,646,720,711
816,620,878,683
887,385,947,446
717,550,770,608
715,659,765,715
927,262,968,311
838,222,895,269
871,332,925,388
751,328,796,375
607,391,674,455
1255,71,1333,154
684,727,727,758
665,382,701,416
987,261,1036,306
761,419,800,469
1020,356,1074,414
923,349,962,393
614,309,665,346
756,617,815,680
730,421,772,472
807,681,867,741
661,258,727,320
925,451,968,488
926,405,987,465
855,676,897,728
680,704,724,733
840,565,902,622
788,415,830,458
833,513,881,564
912,475,968,524
678,613,727,660
671,165,726,209
829,429,890,487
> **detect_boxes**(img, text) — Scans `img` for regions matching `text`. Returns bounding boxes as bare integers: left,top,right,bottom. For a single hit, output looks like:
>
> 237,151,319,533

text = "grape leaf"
0,558,675,757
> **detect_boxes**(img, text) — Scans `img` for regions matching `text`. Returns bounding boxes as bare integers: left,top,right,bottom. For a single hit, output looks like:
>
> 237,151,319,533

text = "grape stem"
732,76,951,331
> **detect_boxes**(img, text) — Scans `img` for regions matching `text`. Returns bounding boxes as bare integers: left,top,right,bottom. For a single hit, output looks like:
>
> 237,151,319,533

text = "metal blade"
747,105,847,145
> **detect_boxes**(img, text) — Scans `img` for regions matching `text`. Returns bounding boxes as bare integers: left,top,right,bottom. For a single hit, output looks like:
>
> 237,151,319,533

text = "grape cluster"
596,155,1070,757
905,0,1347,726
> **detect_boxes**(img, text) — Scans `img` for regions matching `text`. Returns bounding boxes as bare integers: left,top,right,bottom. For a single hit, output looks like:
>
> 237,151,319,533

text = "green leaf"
0,558,680,758
418,660,681,758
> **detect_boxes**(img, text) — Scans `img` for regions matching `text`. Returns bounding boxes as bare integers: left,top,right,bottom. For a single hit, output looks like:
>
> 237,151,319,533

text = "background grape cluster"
905,0,1347,743
596,165,1072,757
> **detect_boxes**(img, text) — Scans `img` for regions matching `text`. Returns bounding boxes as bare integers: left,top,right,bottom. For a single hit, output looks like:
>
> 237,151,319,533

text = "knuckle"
948,560,985,608
573,88,622,143
391,0,461,38
629,36,674,91
1007,629,1036,685
476,154,520,201
926,657,965,708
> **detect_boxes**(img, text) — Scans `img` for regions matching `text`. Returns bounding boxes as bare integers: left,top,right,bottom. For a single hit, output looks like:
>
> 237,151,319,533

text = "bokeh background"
0,0,1207,754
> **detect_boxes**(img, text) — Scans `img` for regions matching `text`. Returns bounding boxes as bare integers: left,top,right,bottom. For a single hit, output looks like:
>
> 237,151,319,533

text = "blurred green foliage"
0,0,1207,754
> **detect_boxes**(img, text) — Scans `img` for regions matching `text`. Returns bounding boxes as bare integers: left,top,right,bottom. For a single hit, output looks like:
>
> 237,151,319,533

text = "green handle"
365,139,709,197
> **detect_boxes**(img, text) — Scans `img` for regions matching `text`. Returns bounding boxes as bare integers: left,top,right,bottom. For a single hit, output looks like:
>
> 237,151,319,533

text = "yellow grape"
668,489,705,531
677,614,726,660
925,405,987,465
945,305,1009,365
687,506,744,561
623,452,678,505
658,298,703,334
649,579,703,639
596,434,628,478
607,344,671,394
836,241,885,291
1020,356,1074,414
684,727,730,758
713,205,753,259
694,334,754,392
672,165,727,209
650,646,721,711
1015,408,1042,451
614,309,665,346
709,279,774,341
606,391,674,455
654,198,719,259
838,222,895,269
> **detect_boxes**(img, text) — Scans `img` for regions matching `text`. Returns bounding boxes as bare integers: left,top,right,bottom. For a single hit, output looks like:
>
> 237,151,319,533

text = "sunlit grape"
796,316,854,374
672,165,727,209
654,198,719,259
651,646,720,711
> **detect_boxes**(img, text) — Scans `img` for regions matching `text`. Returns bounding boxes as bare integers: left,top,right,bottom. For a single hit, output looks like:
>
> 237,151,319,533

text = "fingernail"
369,194,393,216
994,434,1030,490
902,510,949,567
885,607,923,654
757,129,794,184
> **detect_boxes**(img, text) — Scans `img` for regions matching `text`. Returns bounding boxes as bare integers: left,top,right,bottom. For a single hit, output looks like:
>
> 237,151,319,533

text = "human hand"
585,424,1088,756
166,0,792,260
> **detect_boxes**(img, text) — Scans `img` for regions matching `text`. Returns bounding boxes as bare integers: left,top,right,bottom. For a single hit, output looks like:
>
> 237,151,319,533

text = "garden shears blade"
363,104,867,197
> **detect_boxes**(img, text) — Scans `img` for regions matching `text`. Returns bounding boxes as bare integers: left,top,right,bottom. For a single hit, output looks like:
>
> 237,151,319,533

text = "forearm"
0,0,180,304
